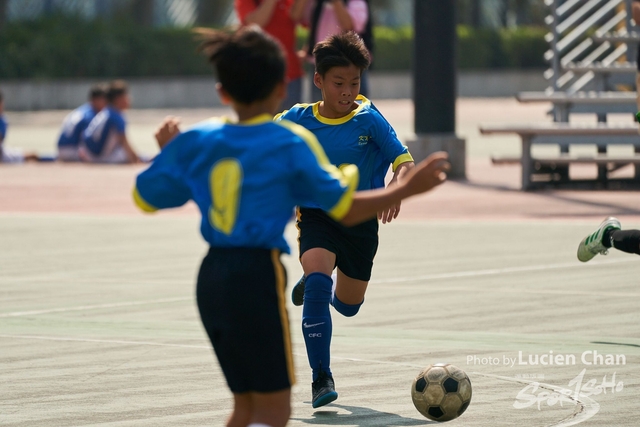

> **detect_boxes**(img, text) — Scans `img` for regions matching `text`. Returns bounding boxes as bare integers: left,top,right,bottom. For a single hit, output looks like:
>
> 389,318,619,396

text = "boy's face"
113,93,131,111
91,96,107,112
314,64,361,118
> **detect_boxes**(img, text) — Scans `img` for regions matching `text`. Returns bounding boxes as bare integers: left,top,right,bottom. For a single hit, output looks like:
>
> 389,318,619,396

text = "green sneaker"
577,217,621,262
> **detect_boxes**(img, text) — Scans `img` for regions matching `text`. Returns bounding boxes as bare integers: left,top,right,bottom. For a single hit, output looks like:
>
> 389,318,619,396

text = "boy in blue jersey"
0,90,40,163
81,80,142,164
275,31,414,408
57,83,107,162
135,26,449,427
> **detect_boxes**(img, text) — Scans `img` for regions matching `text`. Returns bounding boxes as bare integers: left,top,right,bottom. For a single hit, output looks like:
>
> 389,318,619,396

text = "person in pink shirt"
291,0,373,102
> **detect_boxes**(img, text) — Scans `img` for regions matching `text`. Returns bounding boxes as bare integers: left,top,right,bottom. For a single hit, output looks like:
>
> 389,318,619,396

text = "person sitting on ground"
0,89,43,163
57,83,108,162
81,80,142,164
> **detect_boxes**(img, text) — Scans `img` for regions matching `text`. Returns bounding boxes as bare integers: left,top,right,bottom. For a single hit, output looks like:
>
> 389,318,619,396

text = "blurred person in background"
0,89,45,163
80,80,142,164
236,0,305,110
57,83,108,162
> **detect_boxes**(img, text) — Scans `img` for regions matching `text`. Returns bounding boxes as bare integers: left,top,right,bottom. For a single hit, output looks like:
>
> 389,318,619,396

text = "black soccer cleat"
291,275,305,306
311,371,338,408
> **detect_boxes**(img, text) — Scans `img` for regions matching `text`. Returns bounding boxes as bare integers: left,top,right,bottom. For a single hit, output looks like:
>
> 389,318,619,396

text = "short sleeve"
134,136,192,212
369,107,413,171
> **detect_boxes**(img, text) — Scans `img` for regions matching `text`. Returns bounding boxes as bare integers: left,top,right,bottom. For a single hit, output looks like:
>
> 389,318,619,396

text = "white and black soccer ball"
411,363,472,422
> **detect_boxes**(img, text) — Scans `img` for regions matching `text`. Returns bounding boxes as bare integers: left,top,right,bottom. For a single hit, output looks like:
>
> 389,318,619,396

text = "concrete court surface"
1,98,640,426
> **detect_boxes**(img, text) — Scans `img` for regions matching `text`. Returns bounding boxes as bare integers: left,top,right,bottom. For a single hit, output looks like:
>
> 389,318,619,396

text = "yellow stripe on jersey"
274,103,314,122
276,119,359,221
392,152,414,171
271,249,296,387
311,95,370,125
327,164,358,220
132,188,158,213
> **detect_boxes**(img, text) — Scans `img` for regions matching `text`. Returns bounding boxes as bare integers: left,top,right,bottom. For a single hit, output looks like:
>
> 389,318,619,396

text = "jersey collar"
312,95,370,125
222,113,274,125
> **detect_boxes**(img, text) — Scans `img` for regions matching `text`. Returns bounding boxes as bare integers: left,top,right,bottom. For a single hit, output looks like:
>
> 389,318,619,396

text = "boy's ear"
313,72,323,90
275,80,287,101
216,83,232,105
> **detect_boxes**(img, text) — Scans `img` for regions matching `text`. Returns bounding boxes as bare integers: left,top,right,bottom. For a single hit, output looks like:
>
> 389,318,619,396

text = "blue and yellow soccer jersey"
83,106,126,156
133,114,358,253
275,95,413,197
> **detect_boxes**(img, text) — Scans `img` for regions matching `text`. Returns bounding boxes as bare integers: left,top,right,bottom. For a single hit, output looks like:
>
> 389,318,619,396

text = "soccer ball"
411,363,472,422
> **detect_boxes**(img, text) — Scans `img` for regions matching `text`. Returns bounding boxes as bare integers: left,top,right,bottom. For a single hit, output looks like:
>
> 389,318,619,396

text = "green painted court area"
1,215,639,426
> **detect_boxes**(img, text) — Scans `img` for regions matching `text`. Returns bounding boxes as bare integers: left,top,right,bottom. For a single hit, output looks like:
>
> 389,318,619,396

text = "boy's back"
135,115,357,253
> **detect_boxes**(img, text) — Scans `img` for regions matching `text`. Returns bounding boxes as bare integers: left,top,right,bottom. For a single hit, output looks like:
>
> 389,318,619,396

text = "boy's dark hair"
107,80,128,103
0,89,3,103
313,31,370,77
194,25,285,104
89,83,108,100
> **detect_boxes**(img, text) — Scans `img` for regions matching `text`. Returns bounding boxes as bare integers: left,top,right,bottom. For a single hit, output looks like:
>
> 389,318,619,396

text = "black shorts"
196,247,295,394
297,207,379,281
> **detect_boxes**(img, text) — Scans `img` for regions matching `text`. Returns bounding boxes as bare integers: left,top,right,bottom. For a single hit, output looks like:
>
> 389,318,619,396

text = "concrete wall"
0,70,548,111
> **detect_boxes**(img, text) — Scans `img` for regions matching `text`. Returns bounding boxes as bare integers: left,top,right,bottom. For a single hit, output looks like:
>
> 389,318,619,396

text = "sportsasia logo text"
358,136,370,145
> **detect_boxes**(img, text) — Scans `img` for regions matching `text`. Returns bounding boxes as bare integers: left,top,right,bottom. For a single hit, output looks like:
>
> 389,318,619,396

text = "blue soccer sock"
302,272,333,381
331,293,363,317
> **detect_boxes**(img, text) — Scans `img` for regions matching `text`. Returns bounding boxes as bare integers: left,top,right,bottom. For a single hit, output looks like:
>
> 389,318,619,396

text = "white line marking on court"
0,335,599,425
471,372,599,427
0,334,210,349
0,297,191,318
2,258,637,318
371,257,636,284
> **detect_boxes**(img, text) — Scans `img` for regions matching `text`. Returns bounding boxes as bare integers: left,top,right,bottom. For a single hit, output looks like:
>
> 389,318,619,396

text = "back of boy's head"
194,25,285,104
313,31,370,77
0,89,3,104
107,80,128,103
89,83,108,100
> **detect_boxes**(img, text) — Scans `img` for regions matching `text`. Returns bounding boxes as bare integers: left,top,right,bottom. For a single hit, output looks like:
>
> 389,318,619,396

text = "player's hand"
379,176,401,224
403,152,450,196
155,116,181,149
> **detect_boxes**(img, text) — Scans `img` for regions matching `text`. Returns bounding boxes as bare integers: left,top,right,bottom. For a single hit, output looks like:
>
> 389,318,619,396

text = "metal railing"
544,0,636,93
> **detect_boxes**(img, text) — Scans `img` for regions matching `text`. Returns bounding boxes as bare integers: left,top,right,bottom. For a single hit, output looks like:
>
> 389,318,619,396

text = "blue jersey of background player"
81,80,141,164
57,84,107,162
133,25,449,427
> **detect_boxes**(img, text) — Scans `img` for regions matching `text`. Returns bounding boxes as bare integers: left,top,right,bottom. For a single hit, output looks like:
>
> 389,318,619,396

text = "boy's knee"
331,293,363,317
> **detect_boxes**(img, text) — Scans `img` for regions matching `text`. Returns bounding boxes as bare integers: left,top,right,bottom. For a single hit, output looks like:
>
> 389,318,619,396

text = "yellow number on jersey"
209,159,243,235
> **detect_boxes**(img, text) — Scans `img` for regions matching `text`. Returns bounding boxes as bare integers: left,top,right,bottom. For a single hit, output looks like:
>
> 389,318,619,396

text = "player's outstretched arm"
341,152,449,226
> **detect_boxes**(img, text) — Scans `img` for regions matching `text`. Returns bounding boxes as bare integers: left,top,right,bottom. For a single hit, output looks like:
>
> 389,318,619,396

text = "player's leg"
227,393,252,427
330,215,378,317
604,227,640,255
197,247,295,423
331,268,367,317
247,389,291,427
577,217,622,262
299,247,338,407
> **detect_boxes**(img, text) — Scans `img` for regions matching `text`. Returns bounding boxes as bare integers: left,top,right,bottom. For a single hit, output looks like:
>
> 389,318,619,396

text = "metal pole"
413,0,456,134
